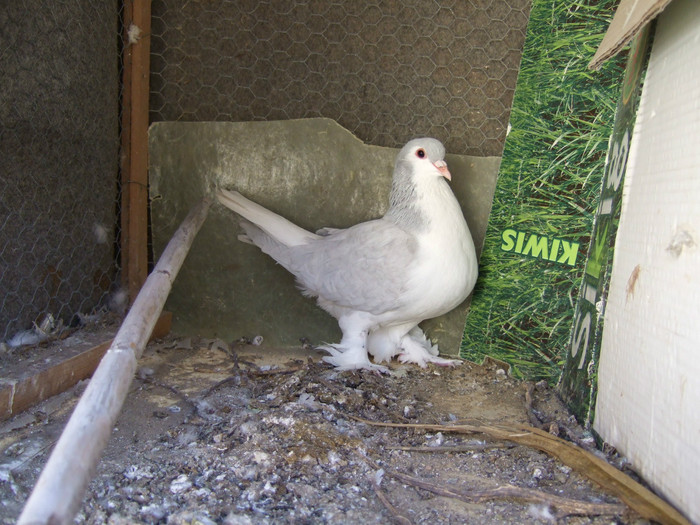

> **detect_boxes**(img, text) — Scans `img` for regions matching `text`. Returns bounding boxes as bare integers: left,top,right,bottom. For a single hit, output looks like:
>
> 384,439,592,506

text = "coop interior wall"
149,0,531,156
0,1,121,342
1,0,531,344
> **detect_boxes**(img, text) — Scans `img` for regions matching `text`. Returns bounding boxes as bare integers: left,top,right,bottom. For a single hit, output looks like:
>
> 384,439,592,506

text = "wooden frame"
120,0,152,302
0,312,171,423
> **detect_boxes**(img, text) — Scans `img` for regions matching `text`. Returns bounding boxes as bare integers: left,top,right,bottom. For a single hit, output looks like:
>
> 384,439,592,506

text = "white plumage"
217,138,478,372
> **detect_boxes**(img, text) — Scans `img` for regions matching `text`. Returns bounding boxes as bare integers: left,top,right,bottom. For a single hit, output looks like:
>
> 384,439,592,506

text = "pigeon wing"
288,219,418,315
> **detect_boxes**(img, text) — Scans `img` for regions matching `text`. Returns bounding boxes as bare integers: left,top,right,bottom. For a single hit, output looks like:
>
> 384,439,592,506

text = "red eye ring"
416,148,426,158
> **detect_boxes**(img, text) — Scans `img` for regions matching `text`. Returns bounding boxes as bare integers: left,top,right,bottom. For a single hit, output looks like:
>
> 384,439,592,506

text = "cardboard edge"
589,0,673,70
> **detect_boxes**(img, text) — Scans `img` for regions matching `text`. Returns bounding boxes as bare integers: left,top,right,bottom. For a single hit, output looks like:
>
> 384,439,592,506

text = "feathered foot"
320,344,390,374
397,329,462,368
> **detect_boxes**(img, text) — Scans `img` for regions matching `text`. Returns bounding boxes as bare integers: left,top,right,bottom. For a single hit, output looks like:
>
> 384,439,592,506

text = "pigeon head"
397,138,451,181
386,137,451,231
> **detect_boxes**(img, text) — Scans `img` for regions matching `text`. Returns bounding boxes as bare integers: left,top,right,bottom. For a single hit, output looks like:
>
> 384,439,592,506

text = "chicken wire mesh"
0,1,123,344
1,0,531,346
149,0,531,156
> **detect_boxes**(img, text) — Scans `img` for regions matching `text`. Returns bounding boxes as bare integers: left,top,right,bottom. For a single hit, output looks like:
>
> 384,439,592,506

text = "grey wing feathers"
219,189,418,316
286,220,418,315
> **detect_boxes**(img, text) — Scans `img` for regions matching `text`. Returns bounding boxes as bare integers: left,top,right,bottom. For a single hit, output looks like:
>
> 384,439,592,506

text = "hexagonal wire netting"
149,0,531,156
0,1,123,344
0,0,531,344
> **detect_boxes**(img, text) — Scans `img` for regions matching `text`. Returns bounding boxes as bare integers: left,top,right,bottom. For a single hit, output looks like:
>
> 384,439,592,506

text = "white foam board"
594,0,700,521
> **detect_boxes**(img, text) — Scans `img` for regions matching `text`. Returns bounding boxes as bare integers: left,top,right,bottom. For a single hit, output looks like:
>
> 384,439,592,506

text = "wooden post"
120,0,152,303
18,198,212,525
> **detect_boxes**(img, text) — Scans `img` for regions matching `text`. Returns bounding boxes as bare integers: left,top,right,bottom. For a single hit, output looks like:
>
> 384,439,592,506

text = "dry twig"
201,376,242,398
386,467,626,518
357,451,624,519
387,443,513,453
372,474,413,525
350,416,691,525
246,364,306,377
141,377,198,414
524,382,543,428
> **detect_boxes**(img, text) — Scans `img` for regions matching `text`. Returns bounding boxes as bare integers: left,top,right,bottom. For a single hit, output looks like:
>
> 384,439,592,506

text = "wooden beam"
18,198,211,525
120,0,152,303
0,312,171,423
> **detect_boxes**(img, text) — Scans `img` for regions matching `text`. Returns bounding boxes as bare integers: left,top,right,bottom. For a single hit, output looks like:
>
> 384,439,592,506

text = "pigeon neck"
384,163,428,232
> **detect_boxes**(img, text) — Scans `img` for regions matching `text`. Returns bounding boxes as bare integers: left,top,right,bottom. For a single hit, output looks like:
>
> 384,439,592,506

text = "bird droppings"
666,227,696,258
0,335,650,523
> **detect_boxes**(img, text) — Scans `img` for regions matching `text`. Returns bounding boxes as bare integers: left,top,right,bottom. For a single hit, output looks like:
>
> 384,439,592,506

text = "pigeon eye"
416,149,426,159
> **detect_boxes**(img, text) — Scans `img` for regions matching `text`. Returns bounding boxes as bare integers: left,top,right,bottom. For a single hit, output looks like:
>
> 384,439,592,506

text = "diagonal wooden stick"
18,197,212,525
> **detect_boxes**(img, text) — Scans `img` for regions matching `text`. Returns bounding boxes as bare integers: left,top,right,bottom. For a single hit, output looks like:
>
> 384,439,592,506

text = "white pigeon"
216,138,478,372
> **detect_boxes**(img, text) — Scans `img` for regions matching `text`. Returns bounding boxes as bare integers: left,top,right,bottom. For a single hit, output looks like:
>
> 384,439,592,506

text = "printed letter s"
501,229,517,252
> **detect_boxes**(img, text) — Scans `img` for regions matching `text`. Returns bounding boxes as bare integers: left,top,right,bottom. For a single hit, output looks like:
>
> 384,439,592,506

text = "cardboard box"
558,28,651,427
461,0,626,382
587,0,700,521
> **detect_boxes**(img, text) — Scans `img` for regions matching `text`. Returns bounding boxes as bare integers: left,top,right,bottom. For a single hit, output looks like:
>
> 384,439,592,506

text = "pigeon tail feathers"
236,219,298,274
217,189,318,247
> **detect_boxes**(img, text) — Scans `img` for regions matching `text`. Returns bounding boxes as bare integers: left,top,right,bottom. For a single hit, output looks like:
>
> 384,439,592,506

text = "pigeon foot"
397,336,462,368
319,344,390,374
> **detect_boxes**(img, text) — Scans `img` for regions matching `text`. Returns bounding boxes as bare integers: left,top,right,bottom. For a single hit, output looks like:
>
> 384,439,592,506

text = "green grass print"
461,0,626,382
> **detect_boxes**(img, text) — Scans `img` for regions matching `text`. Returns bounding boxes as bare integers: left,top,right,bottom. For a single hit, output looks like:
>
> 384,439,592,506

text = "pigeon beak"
434,160,451,181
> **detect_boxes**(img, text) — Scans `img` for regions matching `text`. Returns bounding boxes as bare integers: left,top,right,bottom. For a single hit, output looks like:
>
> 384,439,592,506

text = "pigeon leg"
320,316,389,373
367,322,418,364
321,344,389,373
406,326,439,356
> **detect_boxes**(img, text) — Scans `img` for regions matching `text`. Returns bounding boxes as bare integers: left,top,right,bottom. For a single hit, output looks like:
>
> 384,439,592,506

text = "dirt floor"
0,330,659,524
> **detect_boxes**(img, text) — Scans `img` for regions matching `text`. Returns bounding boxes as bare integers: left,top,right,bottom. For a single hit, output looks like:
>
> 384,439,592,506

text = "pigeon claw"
397,352,462,368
